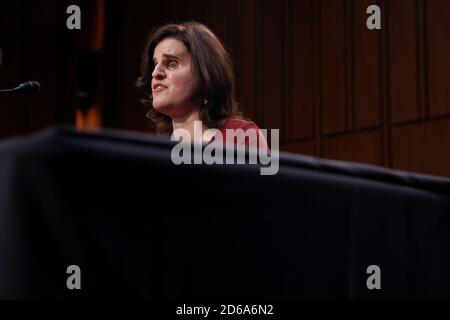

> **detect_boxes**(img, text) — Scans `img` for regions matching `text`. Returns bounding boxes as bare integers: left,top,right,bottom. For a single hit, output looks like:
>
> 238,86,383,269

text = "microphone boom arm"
0,81,41,94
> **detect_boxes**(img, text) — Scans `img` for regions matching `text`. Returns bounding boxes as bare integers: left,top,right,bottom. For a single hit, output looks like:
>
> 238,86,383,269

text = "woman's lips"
153,85,167,93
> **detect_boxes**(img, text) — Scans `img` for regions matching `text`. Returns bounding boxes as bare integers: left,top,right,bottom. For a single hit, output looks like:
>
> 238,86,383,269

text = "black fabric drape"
1,126,450,299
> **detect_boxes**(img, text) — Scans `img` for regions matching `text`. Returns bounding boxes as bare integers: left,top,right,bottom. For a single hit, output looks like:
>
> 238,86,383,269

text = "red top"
213,118,269,151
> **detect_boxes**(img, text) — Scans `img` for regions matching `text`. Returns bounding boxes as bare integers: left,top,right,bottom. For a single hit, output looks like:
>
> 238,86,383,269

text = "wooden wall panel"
0,0,24,138
392,118,450,177
160,0,181,19
290,0,315,140
280,141,315,156
427,0,450,117
180,0,209,22
0,0,77,138
34,0,78,130
27,0,59,132
208,0,236,55
353,0,381,129
388,0,419,124
320,0,348,135
260,0,285,136
114,1,153,132
234,0,257,121
323,130,382,165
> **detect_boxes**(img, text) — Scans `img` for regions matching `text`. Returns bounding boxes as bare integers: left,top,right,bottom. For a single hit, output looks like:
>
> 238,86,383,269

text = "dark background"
0,0,449,177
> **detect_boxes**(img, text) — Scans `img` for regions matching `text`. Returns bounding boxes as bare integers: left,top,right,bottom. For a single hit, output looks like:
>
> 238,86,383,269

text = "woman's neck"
172,106,200,130
171,107,209,142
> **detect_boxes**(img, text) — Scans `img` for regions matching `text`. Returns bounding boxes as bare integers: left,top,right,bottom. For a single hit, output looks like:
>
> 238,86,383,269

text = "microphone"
0,81,41,94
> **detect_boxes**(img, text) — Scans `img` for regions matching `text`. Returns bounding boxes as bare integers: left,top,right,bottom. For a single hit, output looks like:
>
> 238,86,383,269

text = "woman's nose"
152,64,165,80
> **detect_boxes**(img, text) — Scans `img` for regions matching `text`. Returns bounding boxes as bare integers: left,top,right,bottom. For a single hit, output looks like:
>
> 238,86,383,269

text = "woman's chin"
153,103,173,116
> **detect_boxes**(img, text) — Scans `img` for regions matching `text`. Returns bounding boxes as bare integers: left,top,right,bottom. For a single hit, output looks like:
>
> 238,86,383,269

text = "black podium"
1,126,450,299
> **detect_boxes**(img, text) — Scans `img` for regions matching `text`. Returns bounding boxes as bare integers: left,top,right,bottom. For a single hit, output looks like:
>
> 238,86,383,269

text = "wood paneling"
0,0,24,137
208,0,235,54
428,0,450,117
0,0,77,138
320,0,347,134
280,141,315,156
323,130,382,166
27,1,59,132
260,0,285,136
353,0,381,129
234,0,257,121
392,118,450,177
290,0,315,140
388,0,420,124
114,1,154,132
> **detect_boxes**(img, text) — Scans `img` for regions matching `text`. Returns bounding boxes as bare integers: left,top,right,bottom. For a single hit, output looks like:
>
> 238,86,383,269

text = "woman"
136,21,268,150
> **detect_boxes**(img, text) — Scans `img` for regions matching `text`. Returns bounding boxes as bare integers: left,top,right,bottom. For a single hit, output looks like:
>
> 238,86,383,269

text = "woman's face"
151,38,197,118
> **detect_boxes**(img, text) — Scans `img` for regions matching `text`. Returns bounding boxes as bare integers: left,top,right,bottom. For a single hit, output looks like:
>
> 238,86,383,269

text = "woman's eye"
168,61,178,68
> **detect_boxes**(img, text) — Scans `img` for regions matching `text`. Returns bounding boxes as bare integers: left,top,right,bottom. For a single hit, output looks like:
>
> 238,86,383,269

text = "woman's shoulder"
220,118,260,131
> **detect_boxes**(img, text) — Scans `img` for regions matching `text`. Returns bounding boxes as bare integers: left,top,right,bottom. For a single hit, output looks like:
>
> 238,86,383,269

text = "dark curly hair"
136,21,242,134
